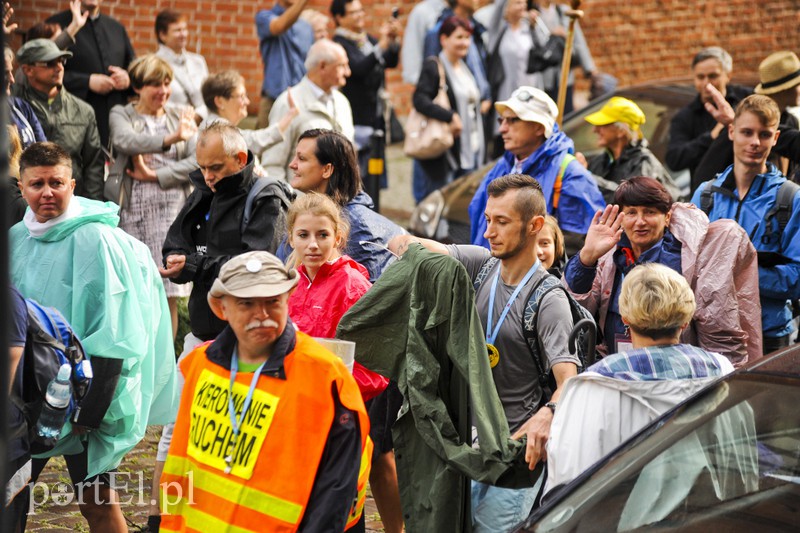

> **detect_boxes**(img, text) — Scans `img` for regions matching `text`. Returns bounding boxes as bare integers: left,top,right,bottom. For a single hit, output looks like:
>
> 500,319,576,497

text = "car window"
533,377,800,532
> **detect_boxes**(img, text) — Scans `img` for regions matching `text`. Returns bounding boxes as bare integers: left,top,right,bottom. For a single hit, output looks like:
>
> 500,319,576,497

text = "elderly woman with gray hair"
580,96,681,201
199,69,297,164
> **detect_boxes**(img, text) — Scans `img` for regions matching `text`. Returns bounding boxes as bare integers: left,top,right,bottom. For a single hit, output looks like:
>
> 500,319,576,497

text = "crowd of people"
4,1,800,532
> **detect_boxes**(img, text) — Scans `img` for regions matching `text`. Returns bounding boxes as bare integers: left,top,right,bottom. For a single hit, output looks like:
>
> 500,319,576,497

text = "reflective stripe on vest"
161,332,370,532
161,455,304,526
345,437,374,530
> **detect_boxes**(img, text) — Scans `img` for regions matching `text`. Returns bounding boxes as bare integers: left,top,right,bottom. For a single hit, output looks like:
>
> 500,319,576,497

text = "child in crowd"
536,215,567,277
287,192,388,402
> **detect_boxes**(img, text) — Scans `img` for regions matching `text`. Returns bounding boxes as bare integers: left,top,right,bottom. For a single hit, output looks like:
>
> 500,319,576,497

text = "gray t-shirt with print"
447,244,577,432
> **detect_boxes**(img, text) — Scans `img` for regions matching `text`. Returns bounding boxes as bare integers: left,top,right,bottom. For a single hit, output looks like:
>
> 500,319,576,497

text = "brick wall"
12,0,800,117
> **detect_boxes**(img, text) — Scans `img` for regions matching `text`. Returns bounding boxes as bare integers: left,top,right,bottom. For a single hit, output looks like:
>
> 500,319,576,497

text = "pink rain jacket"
563,203,762,366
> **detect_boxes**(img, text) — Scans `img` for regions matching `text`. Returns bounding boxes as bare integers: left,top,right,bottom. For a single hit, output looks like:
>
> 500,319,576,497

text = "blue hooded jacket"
343,191,406,282
691,163,800,338
468,126,606,247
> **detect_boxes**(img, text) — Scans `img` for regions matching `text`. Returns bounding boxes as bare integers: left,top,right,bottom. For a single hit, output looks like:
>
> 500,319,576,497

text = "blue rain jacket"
469,126,605,247
691,164,800,338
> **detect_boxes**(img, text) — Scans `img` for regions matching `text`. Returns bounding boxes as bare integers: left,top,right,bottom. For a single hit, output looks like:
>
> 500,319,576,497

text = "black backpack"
474,258,598,402
699,179,799,245
11,299,93,454
240,175,294,232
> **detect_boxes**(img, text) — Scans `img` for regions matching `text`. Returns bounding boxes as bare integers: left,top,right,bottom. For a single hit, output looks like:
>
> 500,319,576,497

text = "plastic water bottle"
37,364,72,439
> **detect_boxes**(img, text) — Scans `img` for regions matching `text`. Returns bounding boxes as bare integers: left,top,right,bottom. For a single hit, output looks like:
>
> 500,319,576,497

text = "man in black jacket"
331,0,401,198
149,123,292,533
161,122,292,347
665,46,750,193
47,0,135,147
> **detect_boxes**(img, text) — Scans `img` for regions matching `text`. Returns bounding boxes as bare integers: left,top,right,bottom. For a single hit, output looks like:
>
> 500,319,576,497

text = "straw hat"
755,51,800,95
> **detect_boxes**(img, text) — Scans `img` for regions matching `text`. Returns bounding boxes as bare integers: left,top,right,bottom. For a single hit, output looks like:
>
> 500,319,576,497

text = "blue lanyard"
226,347,267,471
486,260,540,345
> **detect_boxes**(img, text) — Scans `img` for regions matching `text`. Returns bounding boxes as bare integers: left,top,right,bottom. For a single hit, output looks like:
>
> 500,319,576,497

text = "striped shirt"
589,344,727,382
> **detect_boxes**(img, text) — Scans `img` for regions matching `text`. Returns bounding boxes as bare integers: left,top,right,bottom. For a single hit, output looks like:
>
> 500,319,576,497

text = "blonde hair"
541,215,565,260
128,54,173,90
618,263,696,339
734,94,781,128
287,192,350,267
8,125,22,178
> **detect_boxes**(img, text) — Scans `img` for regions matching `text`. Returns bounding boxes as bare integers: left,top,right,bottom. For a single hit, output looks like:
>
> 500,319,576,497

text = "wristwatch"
544,402,557,415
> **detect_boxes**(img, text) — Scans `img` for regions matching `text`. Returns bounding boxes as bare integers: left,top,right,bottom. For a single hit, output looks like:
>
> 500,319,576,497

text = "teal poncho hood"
10,197,178,477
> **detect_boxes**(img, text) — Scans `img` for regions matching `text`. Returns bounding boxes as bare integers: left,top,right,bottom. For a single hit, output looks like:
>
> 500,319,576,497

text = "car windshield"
532,374,800,532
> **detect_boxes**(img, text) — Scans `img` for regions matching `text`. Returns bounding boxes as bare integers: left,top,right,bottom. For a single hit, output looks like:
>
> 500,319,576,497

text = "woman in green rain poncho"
9,142,178,532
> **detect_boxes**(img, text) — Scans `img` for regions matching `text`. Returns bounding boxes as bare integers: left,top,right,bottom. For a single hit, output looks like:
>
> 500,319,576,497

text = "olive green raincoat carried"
338,244,535,533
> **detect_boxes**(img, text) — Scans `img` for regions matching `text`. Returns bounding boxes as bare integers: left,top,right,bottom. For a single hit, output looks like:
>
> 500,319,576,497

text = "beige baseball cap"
208,251,298,301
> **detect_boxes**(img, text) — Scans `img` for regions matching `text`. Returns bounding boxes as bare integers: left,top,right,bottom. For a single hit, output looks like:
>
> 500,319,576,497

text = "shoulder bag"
403,58,455,160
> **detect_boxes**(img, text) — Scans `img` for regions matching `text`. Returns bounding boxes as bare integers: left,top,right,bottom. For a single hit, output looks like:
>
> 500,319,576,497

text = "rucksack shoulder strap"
774,180,800,232
552,153,575,210
761,180,800,244
522,273,560,389
698,179,718,214
473,257,499,291
699,179,738,215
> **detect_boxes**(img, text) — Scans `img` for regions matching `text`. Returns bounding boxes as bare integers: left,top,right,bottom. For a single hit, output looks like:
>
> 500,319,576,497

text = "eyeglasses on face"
497,116,522,126
33,57,67,68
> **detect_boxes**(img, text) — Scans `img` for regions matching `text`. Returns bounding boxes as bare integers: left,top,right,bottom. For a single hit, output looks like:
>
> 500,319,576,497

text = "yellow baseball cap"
584,97,646,131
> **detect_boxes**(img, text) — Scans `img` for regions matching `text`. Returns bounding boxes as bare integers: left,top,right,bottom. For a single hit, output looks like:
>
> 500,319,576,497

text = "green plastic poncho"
10,197,178,478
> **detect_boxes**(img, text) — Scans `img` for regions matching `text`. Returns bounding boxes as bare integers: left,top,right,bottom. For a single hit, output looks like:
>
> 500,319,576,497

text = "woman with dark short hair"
564,176,763,366
411,15,488,203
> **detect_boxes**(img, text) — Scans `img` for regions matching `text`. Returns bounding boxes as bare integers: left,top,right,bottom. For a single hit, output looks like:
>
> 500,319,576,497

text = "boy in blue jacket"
691,95,800,354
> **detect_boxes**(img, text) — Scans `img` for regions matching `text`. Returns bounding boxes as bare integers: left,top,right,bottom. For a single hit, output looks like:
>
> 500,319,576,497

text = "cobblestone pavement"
27,426,386,532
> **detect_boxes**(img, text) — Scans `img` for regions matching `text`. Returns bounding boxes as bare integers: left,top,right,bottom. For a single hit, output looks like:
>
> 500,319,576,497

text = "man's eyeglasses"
32,58,67,68
497,116,522,126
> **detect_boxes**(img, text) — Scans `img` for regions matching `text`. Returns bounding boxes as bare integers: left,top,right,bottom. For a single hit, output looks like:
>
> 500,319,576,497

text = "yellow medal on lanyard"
487,343,500,368
485,260,540,369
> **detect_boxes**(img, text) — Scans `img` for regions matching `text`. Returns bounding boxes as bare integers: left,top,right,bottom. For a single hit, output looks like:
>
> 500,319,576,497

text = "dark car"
513,343,800,532
409,79,703,243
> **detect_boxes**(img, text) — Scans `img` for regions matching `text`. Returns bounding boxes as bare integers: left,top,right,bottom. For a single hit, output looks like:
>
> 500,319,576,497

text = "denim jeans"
471,479,540,533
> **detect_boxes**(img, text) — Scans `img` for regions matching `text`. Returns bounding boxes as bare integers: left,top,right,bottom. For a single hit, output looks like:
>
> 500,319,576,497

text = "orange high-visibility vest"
161,331,371,532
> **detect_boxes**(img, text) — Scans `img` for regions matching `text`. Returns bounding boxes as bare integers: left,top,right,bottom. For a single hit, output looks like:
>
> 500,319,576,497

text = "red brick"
13,0,798,116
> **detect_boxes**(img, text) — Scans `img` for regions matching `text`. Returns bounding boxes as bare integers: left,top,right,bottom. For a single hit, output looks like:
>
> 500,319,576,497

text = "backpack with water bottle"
10,299,93,454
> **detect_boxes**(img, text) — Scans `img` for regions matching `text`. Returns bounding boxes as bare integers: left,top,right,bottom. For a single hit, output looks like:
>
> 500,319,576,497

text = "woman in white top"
412,15,488,202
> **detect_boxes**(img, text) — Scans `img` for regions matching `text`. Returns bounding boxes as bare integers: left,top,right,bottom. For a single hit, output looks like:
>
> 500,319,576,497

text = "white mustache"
245,319,279,331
